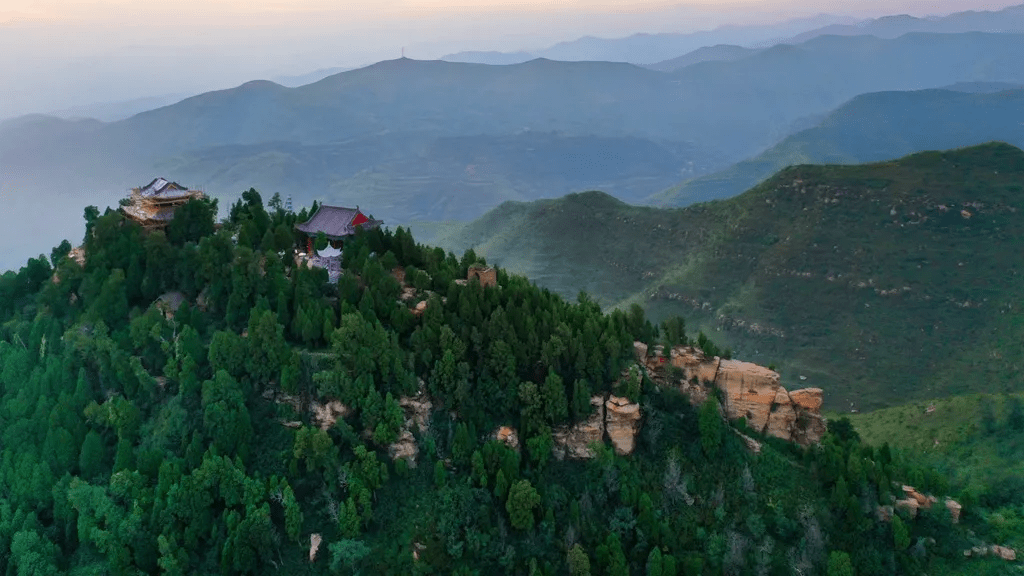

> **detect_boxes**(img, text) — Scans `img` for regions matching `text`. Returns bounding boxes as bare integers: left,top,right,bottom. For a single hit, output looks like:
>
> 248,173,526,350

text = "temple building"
294,205,383,252
121,178,205,229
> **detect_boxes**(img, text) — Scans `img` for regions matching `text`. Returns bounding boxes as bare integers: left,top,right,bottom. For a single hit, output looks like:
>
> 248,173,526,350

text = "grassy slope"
842,393,1024,513
441,143,1024,412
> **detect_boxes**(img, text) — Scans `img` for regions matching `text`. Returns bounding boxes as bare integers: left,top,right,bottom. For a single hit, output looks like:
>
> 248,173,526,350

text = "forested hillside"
440,143,1024,413
0,189,1014,574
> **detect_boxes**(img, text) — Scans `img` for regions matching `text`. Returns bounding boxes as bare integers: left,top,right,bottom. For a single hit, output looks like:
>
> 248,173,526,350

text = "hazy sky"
0,0,1020,119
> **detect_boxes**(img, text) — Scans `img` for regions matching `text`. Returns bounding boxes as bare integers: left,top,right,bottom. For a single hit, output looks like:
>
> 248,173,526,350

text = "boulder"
553,396,605,460
991,545,1017,561
310,533,322,562
606,395,641,456
734,429,762,454
877,505,894,522
634,341,649,364
945,498,962,523
902,485,937,508
493,426,520,451
789,388,824,412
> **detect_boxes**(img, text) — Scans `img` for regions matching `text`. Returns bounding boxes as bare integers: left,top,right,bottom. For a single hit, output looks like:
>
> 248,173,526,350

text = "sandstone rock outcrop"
895,497,921,518
309,534,322,562
553,393,642,459
734,429,762,454
388,386,433,467
493,426,520,451
892,485,953,520
965,545,1017,561
644,343,827,445
992,545,1017,561
903,485,938,508
311,400,349,430
606,396,641,456
716,359,783,433
789,388,824,412
553,396,605,460
670,347,721,385
946,498,962,523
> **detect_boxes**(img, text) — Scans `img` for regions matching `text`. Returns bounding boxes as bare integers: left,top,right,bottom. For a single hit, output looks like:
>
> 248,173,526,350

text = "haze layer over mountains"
3,3,1024,270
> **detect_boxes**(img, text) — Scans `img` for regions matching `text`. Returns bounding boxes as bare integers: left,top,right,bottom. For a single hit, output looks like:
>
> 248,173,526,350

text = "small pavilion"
294,205,383,253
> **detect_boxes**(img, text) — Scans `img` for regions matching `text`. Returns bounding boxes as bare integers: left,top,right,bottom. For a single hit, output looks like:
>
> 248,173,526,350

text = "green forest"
0,188,1017,575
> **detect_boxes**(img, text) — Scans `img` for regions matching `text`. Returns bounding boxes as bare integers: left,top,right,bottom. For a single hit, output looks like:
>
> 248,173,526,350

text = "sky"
0,0,1020,119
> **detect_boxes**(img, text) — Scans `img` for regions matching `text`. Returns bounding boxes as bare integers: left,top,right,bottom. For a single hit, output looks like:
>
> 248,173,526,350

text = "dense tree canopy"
0,189,1009,576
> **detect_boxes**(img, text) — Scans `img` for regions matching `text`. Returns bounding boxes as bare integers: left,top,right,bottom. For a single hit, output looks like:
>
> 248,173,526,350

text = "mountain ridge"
439,142,1024,412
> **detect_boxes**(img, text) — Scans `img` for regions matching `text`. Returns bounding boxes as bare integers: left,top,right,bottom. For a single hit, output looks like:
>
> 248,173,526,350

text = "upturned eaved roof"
295,205,383,240
122,177,205,228
136,177,193,200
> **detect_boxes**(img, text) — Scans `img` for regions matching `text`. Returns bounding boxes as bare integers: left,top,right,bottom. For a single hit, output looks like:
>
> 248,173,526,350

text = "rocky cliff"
553,394,642,459
659,345,827,445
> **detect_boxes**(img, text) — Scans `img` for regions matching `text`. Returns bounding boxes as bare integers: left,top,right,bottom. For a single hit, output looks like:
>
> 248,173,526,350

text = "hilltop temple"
120,178,206,229
294,205,383,253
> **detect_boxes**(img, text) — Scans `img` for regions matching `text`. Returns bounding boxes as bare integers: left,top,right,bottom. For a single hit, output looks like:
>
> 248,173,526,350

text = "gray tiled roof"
295,205,382,240
138,177,191,199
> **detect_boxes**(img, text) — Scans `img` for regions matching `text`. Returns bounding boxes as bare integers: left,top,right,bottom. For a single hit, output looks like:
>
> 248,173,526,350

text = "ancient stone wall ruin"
466,265,497,288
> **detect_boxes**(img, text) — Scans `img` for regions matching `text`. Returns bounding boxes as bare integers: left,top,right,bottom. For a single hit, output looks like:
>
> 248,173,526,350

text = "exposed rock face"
634,341,649,364
791,412,828,446
766,389,797,440
606,396,641,456
553,396,605,460
734,429,762,454
991,545,1017,561
966,545,1018,560
716,359,783,434
309,534,322,562
388,387,433,467
892,485,949,520
311,400,349,431
493,426,520,451
903,485,937,508
553,394,643,459
877,505,894,522
895,497,920,518
946,498,962,523
789,388,824,412
388,430,419,465
647,344,827,445
670,347,721,385
399,391,432,433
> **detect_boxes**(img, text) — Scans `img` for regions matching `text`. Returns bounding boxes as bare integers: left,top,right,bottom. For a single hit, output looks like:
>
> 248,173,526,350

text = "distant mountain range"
787,3,1024,44
643,44,761,73
651,87,1024,207
443,3,1024,67
5,32,1024,270
441,13,855,65
438,143,1024,412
